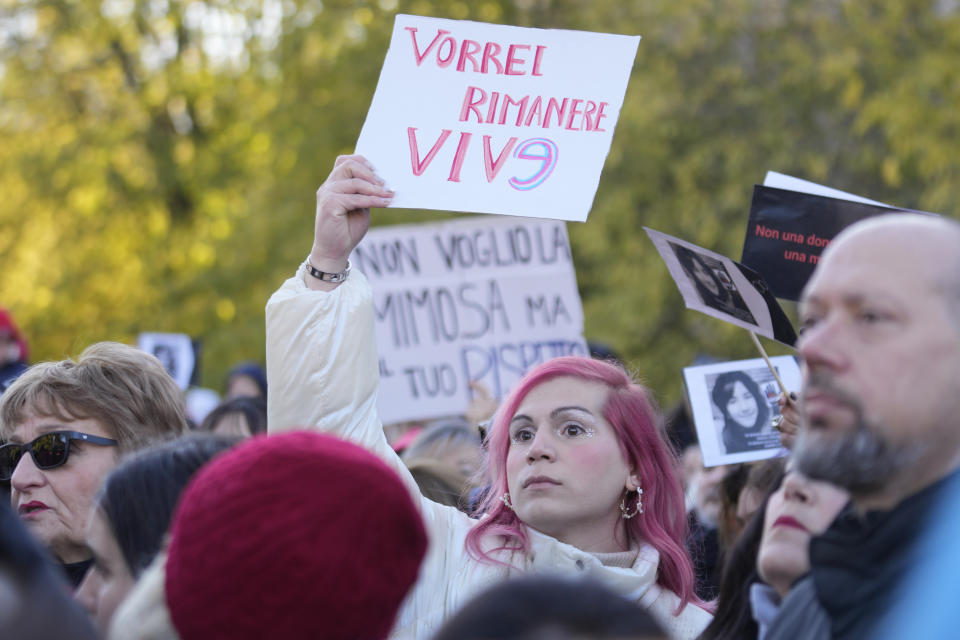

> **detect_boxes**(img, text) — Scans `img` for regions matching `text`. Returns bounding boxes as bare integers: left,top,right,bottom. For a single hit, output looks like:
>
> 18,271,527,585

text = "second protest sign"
351,215,587,425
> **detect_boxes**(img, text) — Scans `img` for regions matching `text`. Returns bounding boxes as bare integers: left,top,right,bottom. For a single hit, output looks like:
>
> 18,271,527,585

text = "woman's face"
415,439,482,481
0,329,20,365
504,377,637,550
726,381,759,429
690,259,720,296
8,411,119,563
211,412,253,438
757,470,849,598
74,509,136,632
226,374,263,400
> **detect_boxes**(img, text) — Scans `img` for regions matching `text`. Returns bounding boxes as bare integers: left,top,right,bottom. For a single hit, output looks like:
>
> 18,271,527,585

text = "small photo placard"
137,332,196,391
645,227,797,346
683,356,800,467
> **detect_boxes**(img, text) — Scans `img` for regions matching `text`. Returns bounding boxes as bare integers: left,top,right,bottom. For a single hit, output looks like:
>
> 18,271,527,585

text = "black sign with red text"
740,186,907,301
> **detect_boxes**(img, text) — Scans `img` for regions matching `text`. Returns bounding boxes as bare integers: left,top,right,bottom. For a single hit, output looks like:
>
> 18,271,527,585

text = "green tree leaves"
1,0,957,405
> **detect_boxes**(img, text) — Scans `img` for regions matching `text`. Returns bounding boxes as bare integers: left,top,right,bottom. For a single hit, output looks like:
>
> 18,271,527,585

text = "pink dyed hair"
464,356,707,613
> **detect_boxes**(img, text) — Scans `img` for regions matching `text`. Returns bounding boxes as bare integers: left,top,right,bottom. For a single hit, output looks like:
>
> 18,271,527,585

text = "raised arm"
266,155,393,449
303,155,392,292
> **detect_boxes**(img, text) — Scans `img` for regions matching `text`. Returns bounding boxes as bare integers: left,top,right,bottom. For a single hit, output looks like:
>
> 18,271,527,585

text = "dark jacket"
766,472,955,640
0,360,27,394
764,576,830,640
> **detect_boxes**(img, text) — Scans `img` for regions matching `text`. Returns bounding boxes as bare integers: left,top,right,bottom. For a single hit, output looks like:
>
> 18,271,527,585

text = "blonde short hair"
0,342,188,451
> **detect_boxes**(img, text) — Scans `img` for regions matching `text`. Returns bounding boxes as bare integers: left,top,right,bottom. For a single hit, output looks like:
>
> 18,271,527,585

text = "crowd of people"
1,153,959,640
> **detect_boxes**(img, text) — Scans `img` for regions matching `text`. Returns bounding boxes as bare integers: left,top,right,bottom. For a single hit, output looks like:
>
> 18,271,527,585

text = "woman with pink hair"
266,156,713,639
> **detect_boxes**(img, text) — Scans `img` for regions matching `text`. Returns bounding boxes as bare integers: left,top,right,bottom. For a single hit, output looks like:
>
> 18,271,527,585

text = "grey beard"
794,415,925,497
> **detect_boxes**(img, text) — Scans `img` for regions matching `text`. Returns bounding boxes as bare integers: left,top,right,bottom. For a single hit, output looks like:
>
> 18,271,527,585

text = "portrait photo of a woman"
709,370,781,455
670,243,757,325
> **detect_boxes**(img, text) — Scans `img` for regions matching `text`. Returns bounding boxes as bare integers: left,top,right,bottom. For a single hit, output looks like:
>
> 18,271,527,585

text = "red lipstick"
772,515,808,532
18,501,48,518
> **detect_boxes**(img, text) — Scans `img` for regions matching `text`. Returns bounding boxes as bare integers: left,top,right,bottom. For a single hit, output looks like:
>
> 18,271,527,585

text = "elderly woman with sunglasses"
0,342,188,587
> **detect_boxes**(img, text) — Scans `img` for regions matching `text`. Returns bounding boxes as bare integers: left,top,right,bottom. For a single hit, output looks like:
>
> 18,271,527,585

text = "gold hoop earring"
620,488,643,519
501,492,514,510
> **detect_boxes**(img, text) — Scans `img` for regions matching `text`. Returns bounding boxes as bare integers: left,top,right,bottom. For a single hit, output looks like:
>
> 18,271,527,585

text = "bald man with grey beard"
764,213,960,640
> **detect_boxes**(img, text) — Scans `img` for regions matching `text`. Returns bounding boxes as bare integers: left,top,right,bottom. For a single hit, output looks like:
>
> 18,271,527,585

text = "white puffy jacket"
266,265,712,640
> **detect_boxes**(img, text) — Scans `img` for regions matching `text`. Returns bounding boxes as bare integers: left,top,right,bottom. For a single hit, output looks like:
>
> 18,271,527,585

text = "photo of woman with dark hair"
709,370,780,454
671,243,757,325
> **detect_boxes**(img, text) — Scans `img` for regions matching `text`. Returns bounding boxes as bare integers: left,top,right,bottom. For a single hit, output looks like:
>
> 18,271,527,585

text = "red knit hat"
165,431,428,640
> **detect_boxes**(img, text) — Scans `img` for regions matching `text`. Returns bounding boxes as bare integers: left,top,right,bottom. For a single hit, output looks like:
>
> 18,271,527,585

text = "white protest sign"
350,216,587,425
683,356,800,467
137,332,195,390
763,171,891,207
356,14,640,222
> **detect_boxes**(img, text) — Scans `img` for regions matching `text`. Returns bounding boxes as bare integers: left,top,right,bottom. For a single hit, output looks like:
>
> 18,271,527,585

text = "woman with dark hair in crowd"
757,469,848,638
716,460,785,552
671,245,755,324
699,463,847,640
199,395,267,438
711,371,774,455
0,501,98,639
75,433,237,632
264,156,714,639
699,464,785,640
223,362,267,400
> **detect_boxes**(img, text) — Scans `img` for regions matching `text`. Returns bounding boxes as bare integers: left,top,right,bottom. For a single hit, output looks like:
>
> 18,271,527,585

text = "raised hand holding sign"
307,155,394,291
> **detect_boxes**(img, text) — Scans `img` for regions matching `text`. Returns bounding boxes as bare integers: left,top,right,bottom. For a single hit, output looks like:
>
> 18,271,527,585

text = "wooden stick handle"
750,332,789,396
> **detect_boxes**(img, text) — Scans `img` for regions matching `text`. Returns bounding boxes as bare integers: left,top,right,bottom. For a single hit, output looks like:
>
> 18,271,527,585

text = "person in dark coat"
0,307,28,394
766,214,960,640
0,500,98,639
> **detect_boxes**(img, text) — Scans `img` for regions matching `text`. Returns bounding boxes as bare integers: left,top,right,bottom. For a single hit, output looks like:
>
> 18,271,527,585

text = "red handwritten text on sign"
405,27,547,76
400,26,610,191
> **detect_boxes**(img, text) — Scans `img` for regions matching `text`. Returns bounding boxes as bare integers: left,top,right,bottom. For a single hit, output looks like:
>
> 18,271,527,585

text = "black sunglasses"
0,431,118,480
